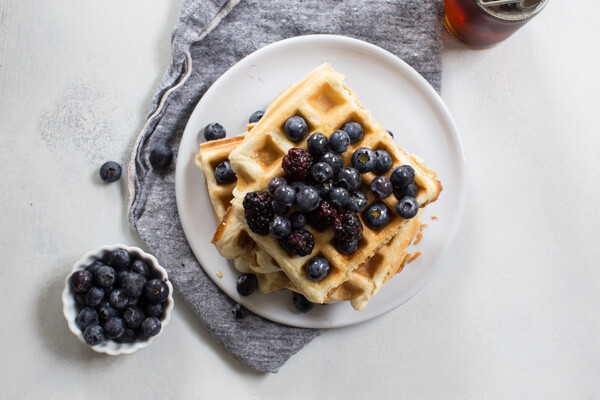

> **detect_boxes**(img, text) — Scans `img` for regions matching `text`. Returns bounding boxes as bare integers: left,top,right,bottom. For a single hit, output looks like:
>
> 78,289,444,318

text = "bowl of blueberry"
62,244,174,355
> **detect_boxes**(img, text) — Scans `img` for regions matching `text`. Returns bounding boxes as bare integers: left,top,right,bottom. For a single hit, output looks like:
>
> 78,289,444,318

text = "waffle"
227,63,441,304
198,134,424,310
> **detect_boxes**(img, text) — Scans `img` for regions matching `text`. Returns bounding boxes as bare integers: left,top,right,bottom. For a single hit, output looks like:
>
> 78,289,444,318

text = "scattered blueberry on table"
203,122,226,141
99,161,122,183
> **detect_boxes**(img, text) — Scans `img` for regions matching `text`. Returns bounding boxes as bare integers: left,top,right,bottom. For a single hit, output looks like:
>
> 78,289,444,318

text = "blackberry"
307,200,338,231
243,191,275,235
333,211,363,242
279,229,314,257
282,148,313,182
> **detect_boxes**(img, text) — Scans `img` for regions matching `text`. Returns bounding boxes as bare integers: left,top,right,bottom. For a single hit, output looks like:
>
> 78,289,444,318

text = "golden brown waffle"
197,134,424,310
227,63,441,304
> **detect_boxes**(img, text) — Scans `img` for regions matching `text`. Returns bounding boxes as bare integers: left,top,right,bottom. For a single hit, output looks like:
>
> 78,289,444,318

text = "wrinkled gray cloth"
128,0,444,373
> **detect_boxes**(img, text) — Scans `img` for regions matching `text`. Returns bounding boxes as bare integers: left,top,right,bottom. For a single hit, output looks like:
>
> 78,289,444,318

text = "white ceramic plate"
176,35,465,329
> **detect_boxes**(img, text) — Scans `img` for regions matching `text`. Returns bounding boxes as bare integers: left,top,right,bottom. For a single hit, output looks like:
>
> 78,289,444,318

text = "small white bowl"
62,244,174,355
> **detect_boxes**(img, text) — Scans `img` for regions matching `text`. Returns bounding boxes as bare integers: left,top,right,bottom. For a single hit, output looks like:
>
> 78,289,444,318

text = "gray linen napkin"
128,0,444,373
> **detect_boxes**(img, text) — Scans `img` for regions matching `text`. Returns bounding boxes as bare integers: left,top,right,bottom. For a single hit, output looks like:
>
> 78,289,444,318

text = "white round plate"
176,34,465,329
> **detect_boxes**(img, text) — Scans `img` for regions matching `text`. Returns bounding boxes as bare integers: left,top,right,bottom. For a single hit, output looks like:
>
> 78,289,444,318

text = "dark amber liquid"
445,0,539,48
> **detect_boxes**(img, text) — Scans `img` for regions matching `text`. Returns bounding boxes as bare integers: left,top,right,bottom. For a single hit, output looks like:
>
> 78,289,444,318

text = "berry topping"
269,216,292,239
333,211,363,242
315,180,334,199
144,279,170,304
307,200,338,231
292,293,314,313
70,270,94,293
274,184,296,207
282,148,313,182
249,110,265,123
103,317,126,339
149,145,173,170
243,191,275,235
284,116,309,142
373,150,393,174
364,203,390,229
310,162,334,183
290,212,307,230
319,151,343,174
337,167,362,192
347,190,368,213
83,325,104,346
329,187,350,208
94,265,117,288
204,123,226,141
141,317,161,337
77,307,100,330
335,238,359,255
371,176,393,199
236,273,258,296
394,182,418,200
390,165,415,189
329,130,351,153
85,286,105,307
307,132,329,157
296,186,321,212
280,229,315,257
214,160,237,184
351,148,377,173
305,257,331,281
99,161,121,182
342,122,364,144
268,177,287,194
232,303,248,319
109,248,131,270
396,196,419,219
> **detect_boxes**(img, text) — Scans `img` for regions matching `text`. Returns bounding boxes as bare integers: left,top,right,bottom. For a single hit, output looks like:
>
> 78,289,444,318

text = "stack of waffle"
196,64,441,310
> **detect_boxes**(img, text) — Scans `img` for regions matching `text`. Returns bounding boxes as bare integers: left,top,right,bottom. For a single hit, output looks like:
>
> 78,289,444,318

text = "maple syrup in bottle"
445,0,549,48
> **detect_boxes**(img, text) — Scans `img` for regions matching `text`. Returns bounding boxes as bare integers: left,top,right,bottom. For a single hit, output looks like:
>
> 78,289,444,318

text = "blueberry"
296,186,320,212
94,265,117,288
85,260,106,276
347,191,368,213
390,165,415,189
284,116,308,142
394,182,418,199
319,151,343,174
272,201,289,216
371,176,393,199
127,296,140,307
232,303,248,319
269,216,292,239
70,270,93,293
130,259,151,278
342,122,364,144
364,203,390,229
83,325,104,346
291,181,308,193
97,301,119,320
396,196,419,219
337,167,361,192
85,286,105,307
292,293,314,313
249,110,265,123
144,279,170,304
315,180,334,199
214,160,237,184
141,317,161,336
268,177,287,194
104,317,126,339
144,302,164,318
310,162,334,183
74,292,87,307
305,257,330,281
387,130,394,138
335,238,359,255
76,307,100,330
236,273,258,296
149,145,173,170
351,148,377,173
123,306,145,329
109,288,129,310
99,161,121,182
109,248,131,270
121,272,147,298
329,187,350,208
274,184,295,206
307,132,329,157
118,329,137,343
329,130,350,153
373,150,393,174
204,123,226,141
289,212,306,230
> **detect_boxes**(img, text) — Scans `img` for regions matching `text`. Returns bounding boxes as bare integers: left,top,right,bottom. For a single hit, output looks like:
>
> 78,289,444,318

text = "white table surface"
2,1,599,398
